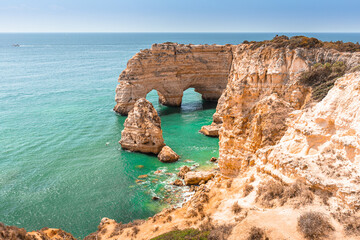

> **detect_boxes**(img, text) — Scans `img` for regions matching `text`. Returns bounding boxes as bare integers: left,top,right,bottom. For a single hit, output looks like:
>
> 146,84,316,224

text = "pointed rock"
157,146,179,163
119,98,165,154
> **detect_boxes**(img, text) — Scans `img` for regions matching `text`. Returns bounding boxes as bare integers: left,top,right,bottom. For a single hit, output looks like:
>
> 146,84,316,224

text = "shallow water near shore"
0,33,359,238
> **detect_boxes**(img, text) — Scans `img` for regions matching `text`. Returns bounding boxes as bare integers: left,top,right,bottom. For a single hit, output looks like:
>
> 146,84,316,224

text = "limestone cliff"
257,72,360,208
114,43,232,115
119,98,165,154
218,45,360,177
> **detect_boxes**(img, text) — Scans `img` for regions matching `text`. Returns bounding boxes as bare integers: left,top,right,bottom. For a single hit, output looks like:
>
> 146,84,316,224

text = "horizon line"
1,31,360,34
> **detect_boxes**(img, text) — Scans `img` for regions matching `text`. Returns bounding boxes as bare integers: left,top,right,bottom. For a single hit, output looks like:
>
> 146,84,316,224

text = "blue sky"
1,0,359,32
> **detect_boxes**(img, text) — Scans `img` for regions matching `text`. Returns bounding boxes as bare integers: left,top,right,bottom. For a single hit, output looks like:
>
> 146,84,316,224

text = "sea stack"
119,98,165,154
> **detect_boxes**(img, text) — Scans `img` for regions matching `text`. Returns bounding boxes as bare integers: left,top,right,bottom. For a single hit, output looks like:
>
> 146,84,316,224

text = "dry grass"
208,224,234,240
231,202,242,214
243,183,254,197
256,180,284,208
131,226,140,237
343,216,360,236
256,179,314,208
166,215,172,222
282,180,314,206
105,219,145,238
297,212,334,239
247,227,267,240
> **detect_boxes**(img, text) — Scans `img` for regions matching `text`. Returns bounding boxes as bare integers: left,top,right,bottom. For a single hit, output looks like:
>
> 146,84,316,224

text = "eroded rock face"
184,171,215,185
219,93,294,176
114,43,233,115
158,146,179,163
119,98,165,154
0,222,76,240
217,45,360,176
259,72,360,208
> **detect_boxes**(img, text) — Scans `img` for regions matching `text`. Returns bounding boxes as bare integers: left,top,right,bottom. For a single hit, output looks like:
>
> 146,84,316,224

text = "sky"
0,0,359,33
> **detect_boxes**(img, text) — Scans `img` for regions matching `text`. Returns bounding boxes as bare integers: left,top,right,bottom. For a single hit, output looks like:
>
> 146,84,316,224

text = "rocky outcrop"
184,171,215,185
158,146,179,163
114,43,233,115
0,222,76,240
119,98,165,154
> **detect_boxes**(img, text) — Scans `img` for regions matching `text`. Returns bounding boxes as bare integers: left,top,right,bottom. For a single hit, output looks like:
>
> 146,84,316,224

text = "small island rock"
157,146,179,163
119,98,165,154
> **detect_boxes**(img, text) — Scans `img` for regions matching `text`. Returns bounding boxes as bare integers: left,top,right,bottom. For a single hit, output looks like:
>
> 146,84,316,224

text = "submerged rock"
119,98,165,154
138,174,148,179
184,171,215,185
157,146,179,163
172,179,184,186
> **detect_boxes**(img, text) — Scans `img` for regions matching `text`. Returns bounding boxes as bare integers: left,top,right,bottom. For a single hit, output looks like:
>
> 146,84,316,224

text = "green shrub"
150,228,209,240
300,61,346,101
247,35,360,52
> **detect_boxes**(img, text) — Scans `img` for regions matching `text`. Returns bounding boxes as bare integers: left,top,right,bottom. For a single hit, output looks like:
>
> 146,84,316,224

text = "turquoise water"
1,33,359,238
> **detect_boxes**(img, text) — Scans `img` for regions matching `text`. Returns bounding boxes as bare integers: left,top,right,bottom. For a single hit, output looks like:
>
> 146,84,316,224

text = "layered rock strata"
119,98,165,154
114,43,233,115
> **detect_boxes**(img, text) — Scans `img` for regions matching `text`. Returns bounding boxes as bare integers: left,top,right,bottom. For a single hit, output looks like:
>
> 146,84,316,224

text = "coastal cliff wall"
114,43,233,115
217,46,360,177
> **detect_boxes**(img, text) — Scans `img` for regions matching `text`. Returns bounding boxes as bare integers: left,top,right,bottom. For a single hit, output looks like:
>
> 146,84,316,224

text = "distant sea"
0,33,359,238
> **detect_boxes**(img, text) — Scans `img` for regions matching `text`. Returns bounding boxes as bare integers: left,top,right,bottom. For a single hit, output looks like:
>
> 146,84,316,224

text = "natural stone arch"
113,43,233,115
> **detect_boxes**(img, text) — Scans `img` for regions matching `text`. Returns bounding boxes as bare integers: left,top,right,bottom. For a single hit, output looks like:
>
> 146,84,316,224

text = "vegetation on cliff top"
300,61,346,101
150,228,209,240
243,35,360,52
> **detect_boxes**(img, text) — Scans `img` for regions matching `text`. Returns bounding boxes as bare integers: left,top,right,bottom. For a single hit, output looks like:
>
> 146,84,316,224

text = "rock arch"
114,43,233,115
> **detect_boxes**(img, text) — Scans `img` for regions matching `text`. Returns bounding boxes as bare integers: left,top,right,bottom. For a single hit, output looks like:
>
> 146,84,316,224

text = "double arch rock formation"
113,43,233,115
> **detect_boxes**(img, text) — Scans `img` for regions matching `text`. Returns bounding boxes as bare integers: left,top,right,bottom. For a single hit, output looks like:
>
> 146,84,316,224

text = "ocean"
0,33,359,238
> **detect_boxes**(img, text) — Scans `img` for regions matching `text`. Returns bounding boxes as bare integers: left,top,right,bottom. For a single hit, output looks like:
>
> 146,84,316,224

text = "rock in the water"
138,174,148,179
157,146,179,163
184,171,215,185
119,98,165,154
199,123,220,137
178,166,191,179
210,157,218,163
172,179,184,186
152,196,159,201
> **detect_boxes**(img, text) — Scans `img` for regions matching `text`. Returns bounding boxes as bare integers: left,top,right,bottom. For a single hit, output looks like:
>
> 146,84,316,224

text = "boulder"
178,166,191,179
172,179,184,186
119,98,165,154
184,171,215,185
157,146,179,163
199,124,220,137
